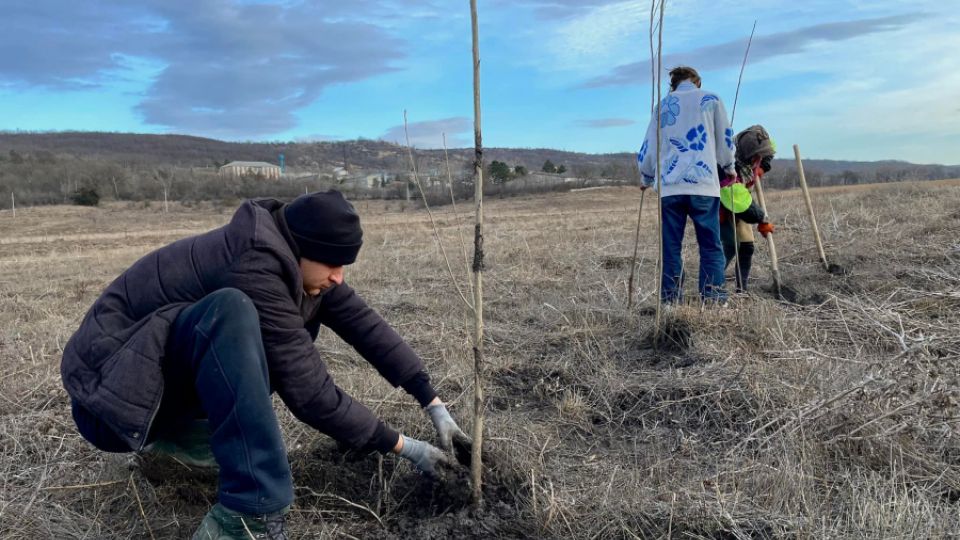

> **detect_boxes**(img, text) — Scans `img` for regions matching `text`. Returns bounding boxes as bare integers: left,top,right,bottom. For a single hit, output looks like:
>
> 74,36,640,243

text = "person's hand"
426,402,472,451
396,435,451,479
758,222,775,238
640,174,654,191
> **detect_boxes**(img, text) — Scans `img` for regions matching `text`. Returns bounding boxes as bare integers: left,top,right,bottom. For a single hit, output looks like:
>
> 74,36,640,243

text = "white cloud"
546,1,647,72
742,12,960,162
379,116,472,148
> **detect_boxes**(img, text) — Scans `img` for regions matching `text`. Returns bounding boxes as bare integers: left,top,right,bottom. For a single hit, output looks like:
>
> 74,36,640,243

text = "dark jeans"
660,195,727,302
72,288,293,515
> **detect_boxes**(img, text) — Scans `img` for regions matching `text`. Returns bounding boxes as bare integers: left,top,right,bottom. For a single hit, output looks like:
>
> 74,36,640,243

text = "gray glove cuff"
398,435,428,463
426,403,453,425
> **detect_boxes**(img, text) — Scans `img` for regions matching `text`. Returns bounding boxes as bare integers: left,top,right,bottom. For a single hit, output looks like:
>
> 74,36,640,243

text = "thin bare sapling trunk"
653,0,666,339
469,0,485,507
626,0,662,309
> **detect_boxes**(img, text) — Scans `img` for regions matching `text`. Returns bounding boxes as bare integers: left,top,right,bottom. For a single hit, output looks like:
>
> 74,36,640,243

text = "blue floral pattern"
686,124,707,151
664,155,679,177
638,87,735,192
679,160,714,185
659,95,680,128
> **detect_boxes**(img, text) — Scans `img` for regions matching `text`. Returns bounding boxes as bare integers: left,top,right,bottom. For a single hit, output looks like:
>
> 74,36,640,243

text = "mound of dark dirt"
291,442,532,539
600,255,632,270
645,317,693,352
828,263,848,276
488,364,576,411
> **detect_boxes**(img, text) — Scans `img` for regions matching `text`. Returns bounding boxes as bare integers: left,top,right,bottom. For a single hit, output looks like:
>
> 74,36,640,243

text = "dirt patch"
827,263,849,276
488,364,575,411
596,383,756,438
624,335,705,370
384,301,428,315
641,317,693,352
292,442,531,539
600,255,632,270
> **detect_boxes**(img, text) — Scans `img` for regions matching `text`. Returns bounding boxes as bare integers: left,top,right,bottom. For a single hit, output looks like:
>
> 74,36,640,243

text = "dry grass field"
1,180,960,539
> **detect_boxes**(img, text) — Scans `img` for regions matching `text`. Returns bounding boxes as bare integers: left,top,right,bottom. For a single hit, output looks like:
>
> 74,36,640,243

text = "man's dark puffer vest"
61,198,424,451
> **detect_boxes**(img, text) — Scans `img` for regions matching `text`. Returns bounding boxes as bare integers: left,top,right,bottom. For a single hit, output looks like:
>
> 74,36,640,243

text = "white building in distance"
219,161,282,179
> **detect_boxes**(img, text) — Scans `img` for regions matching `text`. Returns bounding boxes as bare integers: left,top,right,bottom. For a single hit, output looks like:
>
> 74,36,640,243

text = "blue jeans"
72,288,293,515
660,195,727,303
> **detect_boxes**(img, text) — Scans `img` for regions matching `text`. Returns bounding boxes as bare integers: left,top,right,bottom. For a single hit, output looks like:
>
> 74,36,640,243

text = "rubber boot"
145,419,217,469
735,242,755,292
193,503,289,540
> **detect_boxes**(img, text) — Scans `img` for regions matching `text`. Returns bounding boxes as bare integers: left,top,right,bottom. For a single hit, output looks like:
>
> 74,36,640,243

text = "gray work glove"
397,435,450,479
426,402,472,451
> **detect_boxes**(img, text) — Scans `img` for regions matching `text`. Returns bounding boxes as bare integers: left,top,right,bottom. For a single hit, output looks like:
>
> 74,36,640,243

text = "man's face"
300,258,344,296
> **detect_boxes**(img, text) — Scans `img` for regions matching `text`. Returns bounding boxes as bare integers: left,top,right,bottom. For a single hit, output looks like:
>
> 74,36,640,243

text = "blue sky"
1,1,958,164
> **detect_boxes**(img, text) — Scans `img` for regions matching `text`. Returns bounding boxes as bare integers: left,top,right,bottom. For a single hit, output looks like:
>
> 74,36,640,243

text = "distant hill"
0,131,958,206
0,131,638,177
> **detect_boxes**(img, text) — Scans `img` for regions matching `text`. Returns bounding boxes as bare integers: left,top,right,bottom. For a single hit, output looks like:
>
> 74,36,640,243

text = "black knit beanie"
283,190,363,265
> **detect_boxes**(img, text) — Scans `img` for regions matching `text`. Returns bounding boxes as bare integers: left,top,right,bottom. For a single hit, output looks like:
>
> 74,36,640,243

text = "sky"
0,0,958,165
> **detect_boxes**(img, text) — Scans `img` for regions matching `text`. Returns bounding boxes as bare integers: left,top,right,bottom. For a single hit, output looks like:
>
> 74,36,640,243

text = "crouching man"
61,190,469,539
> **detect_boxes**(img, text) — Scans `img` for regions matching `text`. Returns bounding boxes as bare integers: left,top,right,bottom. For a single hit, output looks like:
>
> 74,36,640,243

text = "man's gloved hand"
758,222,775,238
427,402,472,451
720,174,737,188
397,435,451,479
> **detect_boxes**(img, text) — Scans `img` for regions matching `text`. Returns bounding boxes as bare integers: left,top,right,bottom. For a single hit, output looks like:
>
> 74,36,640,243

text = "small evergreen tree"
489,160,513,184
71,187,100,206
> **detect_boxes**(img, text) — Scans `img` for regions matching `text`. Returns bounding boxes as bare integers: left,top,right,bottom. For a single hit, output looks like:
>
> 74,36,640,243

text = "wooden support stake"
11,192,15,218
752,178,783,298
793,144,829,271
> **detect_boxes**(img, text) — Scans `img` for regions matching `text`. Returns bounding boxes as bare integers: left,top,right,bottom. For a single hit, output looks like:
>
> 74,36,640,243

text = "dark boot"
193,503,289,540
735,242,755,292
144,419,217,469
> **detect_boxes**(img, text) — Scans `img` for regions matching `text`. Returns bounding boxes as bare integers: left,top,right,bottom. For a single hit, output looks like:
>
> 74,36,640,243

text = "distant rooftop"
220,161,279,168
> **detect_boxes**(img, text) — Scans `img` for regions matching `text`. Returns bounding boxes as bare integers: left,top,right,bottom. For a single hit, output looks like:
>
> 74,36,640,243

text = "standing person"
720,125,776,292
637,66,736,304
61,190,470,539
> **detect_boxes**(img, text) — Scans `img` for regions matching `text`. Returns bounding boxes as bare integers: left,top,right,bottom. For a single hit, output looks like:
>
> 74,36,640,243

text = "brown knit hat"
735,125,775,163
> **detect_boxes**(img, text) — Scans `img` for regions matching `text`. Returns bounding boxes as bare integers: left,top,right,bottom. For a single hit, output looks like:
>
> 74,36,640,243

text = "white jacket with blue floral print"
637,80,736,198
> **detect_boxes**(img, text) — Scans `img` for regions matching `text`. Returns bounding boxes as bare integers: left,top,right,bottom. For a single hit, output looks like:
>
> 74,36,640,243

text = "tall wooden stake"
793,144,829,271
10,192,15,218
468,0,485,507
752,179,782,298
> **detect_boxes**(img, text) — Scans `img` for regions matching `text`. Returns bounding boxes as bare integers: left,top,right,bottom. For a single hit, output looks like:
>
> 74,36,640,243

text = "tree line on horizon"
0,133,957,209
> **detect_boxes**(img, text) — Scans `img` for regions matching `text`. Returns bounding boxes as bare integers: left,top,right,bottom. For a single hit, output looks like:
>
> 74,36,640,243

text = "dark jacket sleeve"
735,201,766,224
224,248,398,452
315,283,435,405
